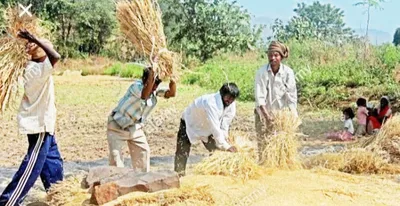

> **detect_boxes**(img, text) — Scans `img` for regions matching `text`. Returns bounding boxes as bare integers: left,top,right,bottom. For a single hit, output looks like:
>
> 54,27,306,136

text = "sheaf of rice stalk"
106,185,214,206
360,115,400,163
46,175,90,206
0,7,45,112
195,133,262,181
304,148,400,174
260,110,302,169
116,0,181,81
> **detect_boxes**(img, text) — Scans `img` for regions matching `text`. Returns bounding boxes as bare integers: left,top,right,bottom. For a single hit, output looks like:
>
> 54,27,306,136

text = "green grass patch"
104,62,144,78
182,40,400,108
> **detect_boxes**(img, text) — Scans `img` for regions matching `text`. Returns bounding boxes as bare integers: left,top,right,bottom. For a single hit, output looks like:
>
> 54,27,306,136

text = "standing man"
107,67,176,172
254,41,298,162
0,29,63,205
174,83,239,176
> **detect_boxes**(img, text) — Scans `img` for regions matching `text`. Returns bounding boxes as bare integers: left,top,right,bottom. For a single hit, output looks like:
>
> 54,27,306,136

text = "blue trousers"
0,133,63,206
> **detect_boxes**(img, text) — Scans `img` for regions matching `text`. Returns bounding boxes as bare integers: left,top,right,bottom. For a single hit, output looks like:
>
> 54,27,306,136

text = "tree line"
0,0,399,61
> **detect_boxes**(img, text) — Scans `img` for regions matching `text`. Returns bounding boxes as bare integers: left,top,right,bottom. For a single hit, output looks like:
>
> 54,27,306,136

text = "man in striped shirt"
0,29,63,206
107,68,176,172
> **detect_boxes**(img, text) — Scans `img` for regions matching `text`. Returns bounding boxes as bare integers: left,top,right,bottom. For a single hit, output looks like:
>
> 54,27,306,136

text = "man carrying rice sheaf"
107,67,176,172
0,29,63,205
174,83,240,176
254,41,298,162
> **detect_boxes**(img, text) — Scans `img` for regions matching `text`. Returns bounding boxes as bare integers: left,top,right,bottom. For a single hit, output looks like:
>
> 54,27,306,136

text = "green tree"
160,0,263,61
393,28,400,46
271,1,354,43
42,0,115,57
0,0,116,57
354,0,385,39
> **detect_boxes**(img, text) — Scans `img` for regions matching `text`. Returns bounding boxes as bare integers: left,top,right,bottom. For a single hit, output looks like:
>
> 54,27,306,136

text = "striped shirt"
18,57,56,135
110,80,167,129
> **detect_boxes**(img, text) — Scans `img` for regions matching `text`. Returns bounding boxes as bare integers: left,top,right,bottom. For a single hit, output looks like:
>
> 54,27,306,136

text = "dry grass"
194,133,262,181
116,0,181,81
194,150,262,181
0,7,46,112
46,175,90,206
304,148,400,174
105,185,214,206
360,115,400,163
261,110,302,169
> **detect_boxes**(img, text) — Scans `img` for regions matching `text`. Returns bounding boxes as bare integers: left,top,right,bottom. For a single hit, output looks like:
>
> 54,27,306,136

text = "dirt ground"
0,75,343,167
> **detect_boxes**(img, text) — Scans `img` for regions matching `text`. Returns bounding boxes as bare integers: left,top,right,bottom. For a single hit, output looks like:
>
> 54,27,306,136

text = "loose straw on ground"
105,185,214,206
116,0,180,81
304,148,400,174
195,133,262,181
0,7,43,112
359,115,400,163
261,110,302,169
46,175,90,206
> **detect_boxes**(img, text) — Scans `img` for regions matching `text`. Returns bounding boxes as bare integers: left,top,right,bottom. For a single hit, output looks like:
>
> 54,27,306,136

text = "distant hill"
354,29,392,45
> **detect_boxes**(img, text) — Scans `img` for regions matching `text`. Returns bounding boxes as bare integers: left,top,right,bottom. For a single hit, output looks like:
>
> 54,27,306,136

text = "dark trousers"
0,133,64,206
174,119,217,176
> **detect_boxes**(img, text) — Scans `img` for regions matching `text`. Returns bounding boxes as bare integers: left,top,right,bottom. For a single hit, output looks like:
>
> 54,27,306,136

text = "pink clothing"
326,131,354,141
357,106,368,125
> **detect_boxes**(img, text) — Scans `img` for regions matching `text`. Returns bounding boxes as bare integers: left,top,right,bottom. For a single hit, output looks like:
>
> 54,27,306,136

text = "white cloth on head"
18,57,56,135
182,92,235,150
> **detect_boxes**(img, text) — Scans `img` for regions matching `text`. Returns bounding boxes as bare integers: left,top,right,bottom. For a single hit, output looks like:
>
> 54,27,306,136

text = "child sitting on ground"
326,108,355,141
355,98,368,136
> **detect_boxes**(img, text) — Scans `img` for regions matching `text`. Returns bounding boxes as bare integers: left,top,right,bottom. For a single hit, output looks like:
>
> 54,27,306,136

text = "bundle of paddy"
304,148,400,174
260,110,302,169
194,133,262,181
116,0,181,81
46,175,90,206
107,185,214,206
360,115,400,163
0,7,44,112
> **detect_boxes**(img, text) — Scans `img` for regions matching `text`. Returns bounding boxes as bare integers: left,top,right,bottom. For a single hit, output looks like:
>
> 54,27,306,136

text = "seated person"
367,96,392,134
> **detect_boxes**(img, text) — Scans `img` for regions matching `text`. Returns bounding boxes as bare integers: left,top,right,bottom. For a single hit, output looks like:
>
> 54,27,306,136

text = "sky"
233,0,400,35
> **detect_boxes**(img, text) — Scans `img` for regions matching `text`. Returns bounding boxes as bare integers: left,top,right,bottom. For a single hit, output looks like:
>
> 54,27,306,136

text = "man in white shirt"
254,41,298,161
107,68,176,172
174,83,239,176
0,29,63,206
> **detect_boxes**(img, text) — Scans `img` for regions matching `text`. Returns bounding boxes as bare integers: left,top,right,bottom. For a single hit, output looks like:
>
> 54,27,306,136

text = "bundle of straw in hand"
260,110,302,169
194,133,262,181
116,0,181,81
0,7,42,112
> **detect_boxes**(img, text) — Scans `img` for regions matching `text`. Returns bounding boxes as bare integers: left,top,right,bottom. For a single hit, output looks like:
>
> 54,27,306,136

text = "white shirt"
18,57,56,135
255,64,298,116
182,92,235,150
344,119,354,134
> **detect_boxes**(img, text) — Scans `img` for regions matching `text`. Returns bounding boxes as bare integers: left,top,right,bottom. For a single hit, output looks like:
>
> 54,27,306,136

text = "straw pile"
46,175,90,206
116,0,180,81
0,7,43,112
194,150,262,181
260,110,302,169
106,185,214,206
304,148,400,174
360,115,400,163
194,133,262,181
